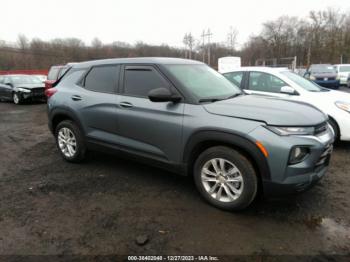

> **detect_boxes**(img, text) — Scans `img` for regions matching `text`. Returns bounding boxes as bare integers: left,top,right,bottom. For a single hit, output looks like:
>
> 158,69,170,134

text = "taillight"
45,88,57,98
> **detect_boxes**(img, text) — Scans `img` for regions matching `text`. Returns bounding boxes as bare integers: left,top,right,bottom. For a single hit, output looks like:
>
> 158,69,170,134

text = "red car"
45,64,75,90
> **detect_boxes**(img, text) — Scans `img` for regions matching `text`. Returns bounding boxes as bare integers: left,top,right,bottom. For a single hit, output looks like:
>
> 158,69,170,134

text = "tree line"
0,7,349,71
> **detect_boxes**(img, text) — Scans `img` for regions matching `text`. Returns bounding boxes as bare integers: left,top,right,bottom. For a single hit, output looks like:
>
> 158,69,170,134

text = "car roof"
73,57,203,69
224,66,290,73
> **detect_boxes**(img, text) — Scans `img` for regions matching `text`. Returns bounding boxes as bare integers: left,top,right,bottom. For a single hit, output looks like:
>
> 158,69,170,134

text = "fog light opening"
289,146,309,165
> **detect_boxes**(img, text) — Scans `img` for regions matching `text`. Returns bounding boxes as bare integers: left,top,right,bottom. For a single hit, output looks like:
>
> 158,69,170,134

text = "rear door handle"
119,101,133,108
71,95,82,101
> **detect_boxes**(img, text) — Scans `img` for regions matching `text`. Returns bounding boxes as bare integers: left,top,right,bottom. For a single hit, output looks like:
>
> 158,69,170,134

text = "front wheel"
329,118,340,142
193,146,258,211
55,120,86,162
13,92,21,104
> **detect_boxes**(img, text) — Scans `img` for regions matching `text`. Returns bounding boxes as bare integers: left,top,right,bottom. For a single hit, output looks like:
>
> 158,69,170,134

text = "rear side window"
47,67,60,80
124,67,170,97
84,65,119,93
223,72,244,88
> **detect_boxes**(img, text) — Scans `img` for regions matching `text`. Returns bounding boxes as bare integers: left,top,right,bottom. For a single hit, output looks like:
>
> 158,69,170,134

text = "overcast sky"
2,0,350,48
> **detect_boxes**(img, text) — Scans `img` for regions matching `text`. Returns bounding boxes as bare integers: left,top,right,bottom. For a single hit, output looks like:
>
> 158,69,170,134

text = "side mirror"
280,86,297,95
5,82,12,87
148,88,181,103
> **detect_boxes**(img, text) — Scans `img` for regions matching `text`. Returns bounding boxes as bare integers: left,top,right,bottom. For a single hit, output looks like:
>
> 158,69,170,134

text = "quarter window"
248,72,287,93
84,65,119,93
124,67,170,97
223,72,244,88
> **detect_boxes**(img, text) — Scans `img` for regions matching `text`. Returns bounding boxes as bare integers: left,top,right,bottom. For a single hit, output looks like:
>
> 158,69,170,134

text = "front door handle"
71,95,82,101
119,101,133,108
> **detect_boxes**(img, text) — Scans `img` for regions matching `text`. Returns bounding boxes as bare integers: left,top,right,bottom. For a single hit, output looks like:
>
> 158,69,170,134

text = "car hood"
310,89,350,102
203,95,327,126
14,83,45,89
311,72,337,78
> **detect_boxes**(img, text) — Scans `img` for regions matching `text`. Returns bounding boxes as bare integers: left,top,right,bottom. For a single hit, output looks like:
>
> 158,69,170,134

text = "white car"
223,67,350,141
334,64,350,85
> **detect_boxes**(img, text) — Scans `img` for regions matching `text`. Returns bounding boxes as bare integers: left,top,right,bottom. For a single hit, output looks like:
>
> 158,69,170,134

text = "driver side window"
248,72,287,93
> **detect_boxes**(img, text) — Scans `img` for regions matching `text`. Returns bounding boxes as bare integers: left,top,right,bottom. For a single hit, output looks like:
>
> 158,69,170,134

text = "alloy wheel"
201,158,244,202
57,127,77,158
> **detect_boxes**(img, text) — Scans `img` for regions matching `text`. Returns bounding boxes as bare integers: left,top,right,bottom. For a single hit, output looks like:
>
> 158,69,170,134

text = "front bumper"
19,91,46,101
313,79,340,88
248,124,334,196
263,164,328,195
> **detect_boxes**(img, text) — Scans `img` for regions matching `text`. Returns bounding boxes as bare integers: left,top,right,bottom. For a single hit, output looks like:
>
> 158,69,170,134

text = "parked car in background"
334,64,350,86
0,74,45,104
223,67,350,141
34,74,47,82
46,58,333,210
305,64,340,89
45,63,75,90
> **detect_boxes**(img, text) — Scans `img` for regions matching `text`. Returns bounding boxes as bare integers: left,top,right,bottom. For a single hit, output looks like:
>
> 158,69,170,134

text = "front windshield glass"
164,64,241,101
310,65,336,74
10,75,42,85
339,66,350,73
281,71,326,92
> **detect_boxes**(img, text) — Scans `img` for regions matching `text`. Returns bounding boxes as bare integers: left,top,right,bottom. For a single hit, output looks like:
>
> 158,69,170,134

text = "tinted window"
85,65,119,93
248,72,287,93
124,67,170,97
47,67,60,80
223,72,244,88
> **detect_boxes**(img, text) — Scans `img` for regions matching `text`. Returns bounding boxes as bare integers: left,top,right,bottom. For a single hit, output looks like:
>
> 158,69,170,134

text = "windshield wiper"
224,92,244,100
198,98,222,103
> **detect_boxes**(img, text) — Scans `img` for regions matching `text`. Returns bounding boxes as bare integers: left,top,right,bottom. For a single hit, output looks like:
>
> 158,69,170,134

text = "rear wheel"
193,146,258,211
55,120,86,162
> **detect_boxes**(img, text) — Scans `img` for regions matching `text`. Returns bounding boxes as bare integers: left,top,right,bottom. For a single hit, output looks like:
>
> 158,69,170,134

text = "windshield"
339,66,350,73
164,64,241,101
281,71,327,92
310,65,336,74
10,75,42,85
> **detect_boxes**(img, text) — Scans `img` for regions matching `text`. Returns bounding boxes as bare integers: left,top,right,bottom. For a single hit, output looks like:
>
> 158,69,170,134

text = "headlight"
335,101,350,113
310,75,316,80
265,126,315,136
17,88,31,93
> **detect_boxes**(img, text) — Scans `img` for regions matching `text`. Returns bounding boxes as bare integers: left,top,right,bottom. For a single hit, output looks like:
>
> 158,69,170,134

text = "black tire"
193,146,258,211
13,92,21,105
328,118,340,142
55,120,86,162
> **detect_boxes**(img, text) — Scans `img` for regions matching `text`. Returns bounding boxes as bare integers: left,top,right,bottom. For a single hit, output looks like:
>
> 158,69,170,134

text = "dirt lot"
0,98,350,259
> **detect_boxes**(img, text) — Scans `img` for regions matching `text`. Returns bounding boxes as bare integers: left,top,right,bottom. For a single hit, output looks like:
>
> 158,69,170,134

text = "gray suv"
47,58,334,210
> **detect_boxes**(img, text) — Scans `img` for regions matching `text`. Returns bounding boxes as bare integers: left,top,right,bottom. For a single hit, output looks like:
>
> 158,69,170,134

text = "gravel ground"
0,100,349,260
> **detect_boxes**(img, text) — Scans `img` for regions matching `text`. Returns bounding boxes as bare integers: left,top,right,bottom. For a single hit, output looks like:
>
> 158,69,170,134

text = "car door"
116,65,184,163
2,76,14,100
73,65,120,144
243,71,290,98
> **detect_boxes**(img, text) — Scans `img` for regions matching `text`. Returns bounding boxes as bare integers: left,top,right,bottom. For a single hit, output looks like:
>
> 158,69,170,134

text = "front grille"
314,122,328,136
32,87,45,96
315,143,333,167
316,77,335,81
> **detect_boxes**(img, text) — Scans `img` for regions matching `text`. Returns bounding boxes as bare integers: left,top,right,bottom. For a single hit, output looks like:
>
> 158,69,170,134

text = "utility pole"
207,28,212,66
201,30,206,62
